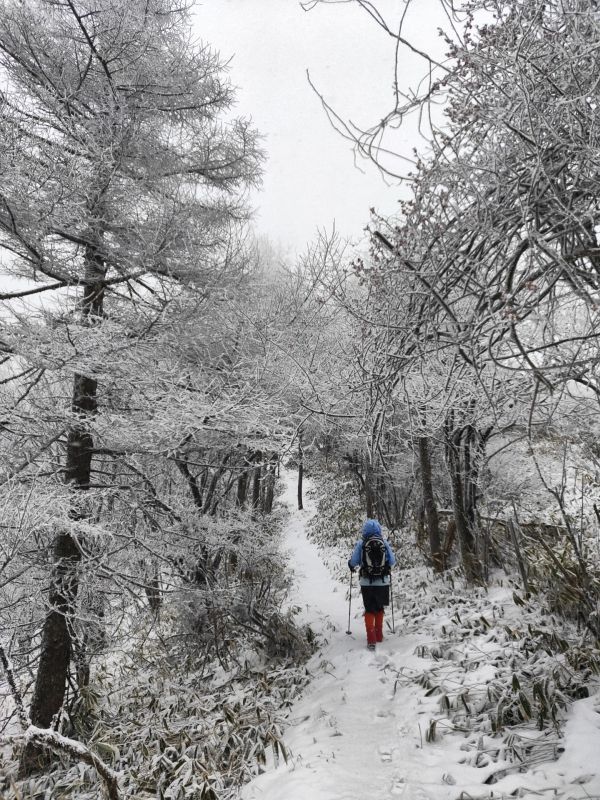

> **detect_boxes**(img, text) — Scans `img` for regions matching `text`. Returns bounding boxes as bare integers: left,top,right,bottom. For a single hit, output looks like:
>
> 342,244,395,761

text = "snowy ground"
242,471,600,800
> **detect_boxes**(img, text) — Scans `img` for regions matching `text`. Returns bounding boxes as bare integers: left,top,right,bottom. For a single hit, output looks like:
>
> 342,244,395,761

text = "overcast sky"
195,0,443,256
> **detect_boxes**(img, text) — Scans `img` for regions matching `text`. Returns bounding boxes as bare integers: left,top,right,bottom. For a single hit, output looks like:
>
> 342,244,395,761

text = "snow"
242,470,600,800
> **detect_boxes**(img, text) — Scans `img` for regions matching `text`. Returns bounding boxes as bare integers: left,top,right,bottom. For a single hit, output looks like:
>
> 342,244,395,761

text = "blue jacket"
349,533,396,586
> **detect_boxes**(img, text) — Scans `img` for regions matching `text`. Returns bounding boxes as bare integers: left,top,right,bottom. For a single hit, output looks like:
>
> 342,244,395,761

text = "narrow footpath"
242,472,434,800
242,471,600,800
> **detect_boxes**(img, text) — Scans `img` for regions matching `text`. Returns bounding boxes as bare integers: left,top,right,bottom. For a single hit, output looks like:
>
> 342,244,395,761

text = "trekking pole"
346,570,353,635
390,576,395,634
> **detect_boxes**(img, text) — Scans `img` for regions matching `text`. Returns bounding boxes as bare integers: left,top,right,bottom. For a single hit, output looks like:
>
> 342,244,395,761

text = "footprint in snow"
378,745,395,762
393,783,431,800
375,653,395,670
407,786,432,800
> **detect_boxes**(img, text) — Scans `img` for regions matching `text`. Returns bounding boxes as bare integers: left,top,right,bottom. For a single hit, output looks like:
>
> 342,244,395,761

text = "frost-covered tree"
0,0,262,769
303,0,600,593
385,0,600,592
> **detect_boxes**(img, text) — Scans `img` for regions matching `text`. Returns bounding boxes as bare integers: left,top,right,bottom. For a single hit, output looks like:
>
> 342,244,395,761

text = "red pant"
364,610,385,644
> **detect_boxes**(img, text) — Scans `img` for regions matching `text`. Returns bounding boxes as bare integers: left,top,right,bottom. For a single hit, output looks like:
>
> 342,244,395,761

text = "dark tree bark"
463,424,478,532
252,450,263,510
365,459,374,518
144,564,162,613
236,456,249,508
418,436,444,572
297,436,303,511
202,453,230,515
440,518,457,566
28,527,81,732
376,470,385,522
22,249,104,774
445,414,484,585
210,468,236,516
345,450,366,502
263,453,278,513
447,441,482,583
175,457,203,508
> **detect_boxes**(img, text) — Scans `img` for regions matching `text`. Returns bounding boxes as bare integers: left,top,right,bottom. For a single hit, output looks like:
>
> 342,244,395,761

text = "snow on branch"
1,725,121,800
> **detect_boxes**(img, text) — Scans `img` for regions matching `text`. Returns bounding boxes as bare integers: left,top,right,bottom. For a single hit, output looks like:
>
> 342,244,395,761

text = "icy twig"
0,638,30,731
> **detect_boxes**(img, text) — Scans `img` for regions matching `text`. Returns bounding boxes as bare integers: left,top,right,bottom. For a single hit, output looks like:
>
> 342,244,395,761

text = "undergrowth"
1,498,315,799
388,569,600,785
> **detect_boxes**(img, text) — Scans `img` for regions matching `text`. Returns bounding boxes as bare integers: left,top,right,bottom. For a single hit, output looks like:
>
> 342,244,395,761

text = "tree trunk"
263,453,278,513
297,436,303,511
202,453,230,515
376,471,386,523
418,436,444,572
462,425,478,532
264,466,274,513
236,456,249,508
175,457,203,508
365,458,374,518
22,246,104,774
144,568,162,614
447,433,483,585
346,450,367,507
27,527,81,733
252,450,262,510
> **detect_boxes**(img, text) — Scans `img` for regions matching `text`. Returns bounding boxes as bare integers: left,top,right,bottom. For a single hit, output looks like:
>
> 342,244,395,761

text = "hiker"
348,519,396,650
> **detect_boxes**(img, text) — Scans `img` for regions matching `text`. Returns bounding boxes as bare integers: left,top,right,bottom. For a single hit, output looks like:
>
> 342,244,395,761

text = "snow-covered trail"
242,470,600,800
242,471,432,800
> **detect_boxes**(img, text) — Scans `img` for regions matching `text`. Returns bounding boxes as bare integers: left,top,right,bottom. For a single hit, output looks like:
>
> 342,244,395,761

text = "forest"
1,0,600,798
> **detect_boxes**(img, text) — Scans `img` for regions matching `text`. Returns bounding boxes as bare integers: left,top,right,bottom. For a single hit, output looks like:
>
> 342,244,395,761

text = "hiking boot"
367,643,376,651
364,612,377,647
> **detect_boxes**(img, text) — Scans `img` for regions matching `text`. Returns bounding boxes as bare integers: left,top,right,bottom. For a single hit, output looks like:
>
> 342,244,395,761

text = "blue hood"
362,519,382,539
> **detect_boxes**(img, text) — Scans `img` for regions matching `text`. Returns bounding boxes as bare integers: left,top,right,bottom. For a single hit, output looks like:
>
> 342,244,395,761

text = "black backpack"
361,536,389,581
